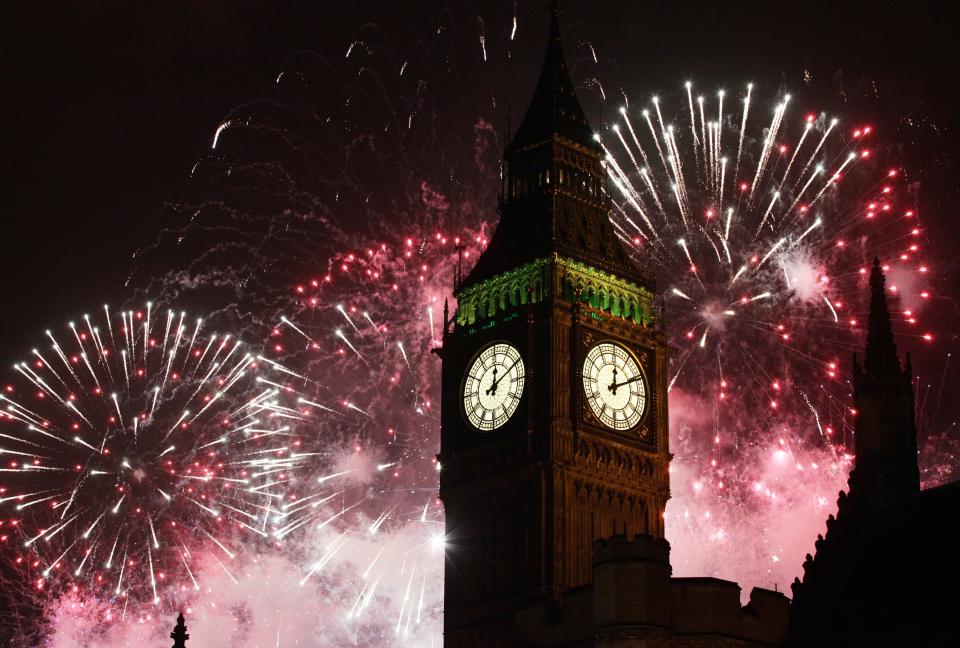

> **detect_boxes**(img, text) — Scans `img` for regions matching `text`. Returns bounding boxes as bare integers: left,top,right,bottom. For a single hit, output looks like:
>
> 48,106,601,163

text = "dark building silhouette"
170,612,189,648
786,260,960,646
437,4,788,646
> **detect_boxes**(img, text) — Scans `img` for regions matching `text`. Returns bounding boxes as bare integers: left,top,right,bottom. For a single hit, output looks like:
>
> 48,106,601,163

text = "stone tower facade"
437,4,669,646
437,5,789,647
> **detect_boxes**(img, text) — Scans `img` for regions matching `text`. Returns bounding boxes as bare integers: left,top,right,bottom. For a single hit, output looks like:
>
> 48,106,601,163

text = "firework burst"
601,83,936,586
604,83,931,440
11,5,953,644
0,304,329,610
105,14,502,641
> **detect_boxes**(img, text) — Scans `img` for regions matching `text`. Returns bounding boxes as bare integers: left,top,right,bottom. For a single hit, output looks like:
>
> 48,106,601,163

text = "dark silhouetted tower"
787,260,959,646
851,258,920,508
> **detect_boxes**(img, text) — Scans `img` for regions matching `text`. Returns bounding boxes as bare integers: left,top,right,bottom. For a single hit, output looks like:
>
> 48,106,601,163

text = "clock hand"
607,367,619,394
484,367,499,396
487,357,521,396
609,374,643,391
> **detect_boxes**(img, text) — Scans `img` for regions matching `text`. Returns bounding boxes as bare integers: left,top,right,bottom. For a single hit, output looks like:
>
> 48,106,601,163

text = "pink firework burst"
0,304,327,610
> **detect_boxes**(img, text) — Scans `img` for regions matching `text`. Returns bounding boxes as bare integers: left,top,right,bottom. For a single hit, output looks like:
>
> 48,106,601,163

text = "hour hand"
485,367,499,396
607,368,619,394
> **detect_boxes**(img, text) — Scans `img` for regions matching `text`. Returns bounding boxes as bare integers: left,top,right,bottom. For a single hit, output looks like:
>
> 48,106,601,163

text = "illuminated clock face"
582,342,647,431
463,343,525,431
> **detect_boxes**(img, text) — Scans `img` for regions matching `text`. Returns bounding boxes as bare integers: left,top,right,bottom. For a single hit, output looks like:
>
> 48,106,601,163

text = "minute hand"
490,358,521,391
609,374,643,392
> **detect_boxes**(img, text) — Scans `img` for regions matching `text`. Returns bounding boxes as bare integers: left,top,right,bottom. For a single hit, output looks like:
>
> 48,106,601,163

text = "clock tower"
437,5,670,646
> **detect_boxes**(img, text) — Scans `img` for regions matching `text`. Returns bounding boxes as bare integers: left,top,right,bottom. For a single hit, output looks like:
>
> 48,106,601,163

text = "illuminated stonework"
455,254,656,328
438,5,788,647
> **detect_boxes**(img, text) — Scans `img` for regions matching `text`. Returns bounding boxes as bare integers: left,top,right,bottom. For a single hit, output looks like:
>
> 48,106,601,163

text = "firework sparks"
603,82,939,590
21,4,951,643
0,305,333,607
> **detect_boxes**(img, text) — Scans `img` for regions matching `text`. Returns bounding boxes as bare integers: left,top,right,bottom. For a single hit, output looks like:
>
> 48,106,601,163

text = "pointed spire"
549,0,561,39
851,257,920,507
864,258,900,377
506,2,600,155
170,612,189,648
459,1,651,292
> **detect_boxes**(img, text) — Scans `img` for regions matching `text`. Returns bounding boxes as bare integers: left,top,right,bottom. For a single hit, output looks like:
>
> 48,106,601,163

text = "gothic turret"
851,258,920,509
462,2,649,292
786,258,959,647
170,612,189,648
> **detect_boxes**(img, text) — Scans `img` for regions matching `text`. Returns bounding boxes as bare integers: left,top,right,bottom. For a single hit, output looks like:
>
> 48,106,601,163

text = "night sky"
4,2,960,463
5,1,958,355
3,1,960,643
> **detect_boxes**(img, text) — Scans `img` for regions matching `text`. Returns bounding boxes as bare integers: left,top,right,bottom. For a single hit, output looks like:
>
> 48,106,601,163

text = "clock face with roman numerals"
582,341,647,431
462,343,525,431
